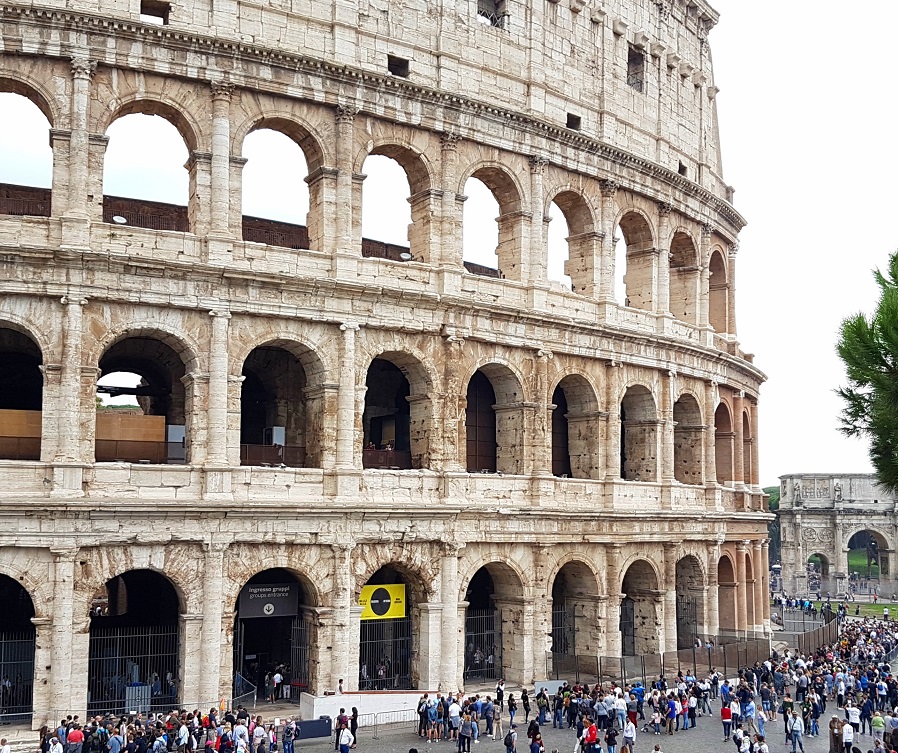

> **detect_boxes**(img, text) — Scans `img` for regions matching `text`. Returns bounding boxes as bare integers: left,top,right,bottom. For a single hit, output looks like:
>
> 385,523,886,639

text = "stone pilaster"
179,613,205,704
706,549,720,638
439,543,463,691
331,543,353,690
204,542,227,703
210,83,234,237
336,323,359,469
51,547,89,712
64,56,95,222
656,202,673,315
660,370,675,485
733,390,745,487
604,361,622,481
605,544,622,656
332,105,359,275
698,224,713,330
752,540,765,632
528,155,549,283
56,296,86,462
206,310,231,465
533,349,553,476
727,242,738,337
598,180,619,303
31,616,53,724
662,543,678,651
735,541,749,632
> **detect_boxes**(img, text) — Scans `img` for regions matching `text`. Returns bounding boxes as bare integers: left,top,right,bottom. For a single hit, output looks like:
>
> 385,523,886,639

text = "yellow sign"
359,584,406,620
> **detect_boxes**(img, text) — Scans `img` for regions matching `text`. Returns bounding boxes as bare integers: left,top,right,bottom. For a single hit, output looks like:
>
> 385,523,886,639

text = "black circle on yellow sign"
370,587,392,616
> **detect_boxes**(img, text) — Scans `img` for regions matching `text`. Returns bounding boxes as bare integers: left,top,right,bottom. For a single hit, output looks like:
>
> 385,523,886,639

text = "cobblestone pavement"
293,709,845,753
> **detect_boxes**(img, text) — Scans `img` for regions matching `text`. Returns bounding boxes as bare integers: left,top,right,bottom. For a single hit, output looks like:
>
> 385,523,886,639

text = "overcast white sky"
1,2,895,483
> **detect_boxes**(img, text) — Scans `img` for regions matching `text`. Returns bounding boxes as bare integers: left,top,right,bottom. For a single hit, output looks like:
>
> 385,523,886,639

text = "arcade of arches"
0,538,769,726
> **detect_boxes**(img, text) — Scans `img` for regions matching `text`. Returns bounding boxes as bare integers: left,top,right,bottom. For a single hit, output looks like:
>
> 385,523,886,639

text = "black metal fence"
359,615,413,690
87,625,179,714
0,630,35,722
464,608,502,682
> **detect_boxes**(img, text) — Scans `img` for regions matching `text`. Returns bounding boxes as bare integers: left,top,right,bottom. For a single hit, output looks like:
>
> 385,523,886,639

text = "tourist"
521,691,531,723
508,695,518,726
504,724,517,753
623,718,636,752
337,722,354,753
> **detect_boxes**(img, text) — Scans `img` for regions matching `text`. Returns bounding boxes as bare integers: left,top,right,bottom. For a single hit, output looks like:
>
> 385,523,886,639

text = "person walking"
508,695,518,726
721,702,733,741
623,719,636,752
790,711,805,753
337,723,353,753
350,709,359,749
521,692,531,724
503,725,516,753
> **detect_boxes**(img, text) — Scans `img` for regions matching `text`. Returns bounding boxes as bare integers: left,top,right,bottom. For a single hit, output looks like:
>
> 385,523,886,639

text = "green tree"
837,250,898,492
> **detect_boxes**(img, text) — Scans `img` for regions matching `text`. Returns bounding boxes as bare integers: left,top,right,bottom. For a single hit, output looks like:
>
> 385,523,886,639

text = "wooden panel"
0,409,42,438
96,412,165,442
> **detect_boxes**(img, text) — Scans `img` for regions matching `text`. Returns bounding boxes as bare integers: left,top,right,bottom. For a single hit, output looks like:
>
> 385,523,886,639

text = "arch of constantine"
0,0,768,723
779,473,898,596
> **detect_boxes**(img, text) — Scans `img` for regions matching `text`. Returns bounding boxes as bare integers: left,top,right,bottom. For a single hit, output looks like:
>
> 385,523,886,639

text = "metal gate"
550,601,576,679
620,597,636,656
676,594,698,648
88,625,179,714
359,615,413,690
0,630,34,722
290,616,310,690
464,608,502,682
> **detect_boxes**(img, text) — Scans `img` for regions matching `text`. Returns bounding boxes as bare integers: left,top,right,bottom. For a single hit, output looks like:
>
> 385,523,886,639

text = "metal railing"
362,448,413,469
94,440,186,464
240,444,307,467
231,673,257,710
0,436,41,460
370,707,419,739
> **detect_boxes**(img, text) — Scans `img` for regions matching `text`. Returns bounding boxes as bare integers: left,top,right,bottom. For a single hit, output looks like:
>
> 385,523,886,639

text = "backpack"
503,732,513,748
282,726,294,743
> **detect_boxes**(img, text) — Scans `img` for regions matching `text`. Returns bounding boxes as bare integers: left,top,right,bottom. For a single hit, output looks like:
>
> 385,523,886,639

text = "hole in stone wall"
140,0,170,24
387,56,410,78
566,113,582,131
627,46,645,92
678,161,688,177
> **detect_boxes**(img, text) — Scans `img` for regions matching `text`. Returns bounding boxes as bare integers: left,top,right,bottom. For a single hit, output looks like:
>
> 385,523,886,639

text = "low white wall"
299,690,437,720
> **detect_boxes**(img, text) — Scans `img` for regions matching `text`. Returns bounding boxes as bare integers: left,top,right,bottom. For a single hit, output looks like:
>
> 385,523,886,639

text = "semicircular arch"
457,160,526,216
233,112,329,173
0,73,60,126
98,95,204,153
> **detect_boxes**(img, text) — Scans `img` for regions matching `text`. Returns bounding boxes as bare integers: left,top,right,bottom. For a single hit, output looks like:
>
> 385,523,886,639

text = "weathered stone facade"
0,0,768,725
779,473,898,595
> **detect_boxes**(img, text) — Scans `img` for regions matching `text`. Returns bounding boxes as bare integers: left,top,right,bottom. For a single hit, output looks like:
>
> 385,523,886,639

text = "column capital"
701,223,713,239
599,179,619,197
331,542,354,553
729,241,740,257
61,296,88,306
536,349,553,360
209,309,232,319
50,546,79,560
340,322,360,332
657,201,673,216
440,131,463,150
71,56,97,79
211,82,234,100
335,104,360,123
440,541,465,557
529,155,549,173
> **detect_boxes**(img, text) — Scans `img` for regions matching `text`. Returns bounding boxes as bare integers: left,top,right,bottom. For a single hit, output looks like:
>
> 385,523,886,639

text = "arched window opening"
361,154,413,261
359,565,415,690
465,370,497,473
551,386,572,477
546,202,572,290
613,230,628,305
708,250,729,333
0,92,52,217
620,385,658,482
847,531,889,582
88,569,180,714
742,411,753,484
462,177,502,277
673,394,703,485
675,555,705,648
363,358,413,470
233,568,314,699
714,403,734,485
0,574,36,721
669,232,699,324
620,560,660,655
476,0,507,28
241,128,310,250
95,336,189,464
617,213,655,311
552,375,600,479
551,561,601,677
240,346,315,468
103,113,190,232
0,327,43,461
744,551,756,627
463,563,522,683
717,555,737,634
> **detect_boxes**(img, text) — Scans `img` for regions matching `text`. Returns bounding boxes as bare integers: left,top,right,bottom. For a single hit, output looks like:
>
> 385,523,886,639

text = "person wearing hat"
789,711,805,753
829,715,843,753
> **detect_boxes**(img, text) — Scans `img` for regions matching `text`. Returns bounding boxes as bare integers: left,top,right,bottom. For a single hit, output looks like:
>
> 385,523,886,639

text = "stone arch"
742,409,753,484
620,383,659,481
847,529,890,580
0,571,38,717
459,161,527,281
714,401,734,485
743,547,756,627
551,372,601,479
0,322,44,461
550,557,603,667
620,558,661,655
100,96,202,153
464,361,526,474
0,313,53,365
807,552,830,580
361,349,435,470
708,248,729,333
233,113,328,174
675,554,706,648
673,392,703,484
717,553,737,632
669,230,700,324
616,208,656,311
0,73,60,126
0,563,46,620
233,334,328,384
352,548,438,604
545,187,600,295
88,320,203,373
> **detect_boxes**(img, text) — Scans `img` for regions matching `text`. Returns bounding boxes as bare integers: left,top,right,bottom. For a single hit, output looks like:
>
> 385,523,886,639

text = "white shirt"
843,724,854,743
624,721,636,741
449,702,461,718
847,707,861,725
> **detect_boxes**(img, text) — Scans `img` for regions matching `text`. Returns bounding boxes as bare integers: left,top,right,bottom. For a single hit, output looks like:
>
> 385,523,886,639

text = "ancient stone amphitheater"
0,0,768,722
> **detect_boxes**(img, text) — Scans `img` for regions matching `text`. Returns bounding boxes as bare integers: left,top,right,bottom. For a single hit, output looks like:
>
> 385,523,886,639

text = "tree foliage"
837,251,898,492
763,485,780,511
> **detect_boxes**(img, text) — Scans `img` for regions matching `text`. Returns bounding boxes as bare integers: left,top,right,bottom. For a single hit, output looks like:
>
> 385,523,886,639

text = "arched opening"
233,568,315,700
675,555,706,648
613,232,627,306
714,402,734,485
708,250,728,333
620,385,658,481
0,90,53,217
0,327,43,461
552,375,600,479
103,112,191,232
463,562,524,683
241,127,311,250
359,565,415,690
0,574,36,721
620,560,661,655
807,554,830,594
240,344,319,468
847,530,889,582
95,335,191,464
462,167,523,280
742,411,753,484
669,232,699,324
744,550,756,627
546,201,572,290
465,365,523,475
88,569,180,714
550,191,600,295
717,555,737,634
551,560,601,678
673,394,703,484
617,212,655,311
362,354,430,470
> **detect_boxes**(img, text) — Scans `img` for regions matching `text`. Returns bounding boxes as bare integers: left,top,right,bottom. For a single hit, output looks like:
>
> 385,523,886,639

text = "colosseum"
0,0,767,723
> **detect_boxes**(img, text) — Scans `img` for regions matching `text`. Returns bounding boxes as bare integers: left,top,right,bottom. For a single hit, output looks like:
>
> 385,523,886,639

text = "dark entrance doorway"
233,569,312,700
362,359,413,469
87,570,180,714
551,386,572,477
465,371,497,472
463,568,502,682
0,574,35,722
359,566,414,690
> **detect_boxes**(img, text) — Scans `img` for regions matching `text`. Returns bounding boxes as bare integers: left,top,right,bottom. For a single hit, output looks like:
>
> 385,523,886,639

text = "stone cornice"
0,4,746,237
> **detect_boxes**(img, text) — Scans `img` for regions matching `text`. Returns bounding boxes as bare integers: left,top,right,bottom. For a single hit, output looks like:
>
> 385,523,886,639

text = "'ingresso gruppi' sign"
238,583,299,618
